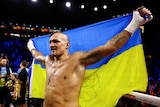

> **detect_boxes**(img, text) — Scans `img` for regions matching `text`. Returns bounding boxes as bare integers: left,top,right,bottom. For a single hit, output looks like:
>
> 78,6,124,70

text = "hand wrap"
125,8,153,35
27,39,36,51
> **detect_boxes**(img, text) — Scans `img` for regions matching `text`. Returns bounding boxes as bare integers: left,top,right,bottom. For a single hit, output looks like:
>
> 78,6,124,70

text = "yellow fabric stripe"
31,64,46,98
79,45,148,107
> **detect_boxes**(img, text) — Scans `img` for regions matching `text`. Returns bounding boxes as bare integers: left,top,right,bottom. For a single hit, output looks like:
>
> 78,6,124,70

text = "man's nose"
50,42,55,45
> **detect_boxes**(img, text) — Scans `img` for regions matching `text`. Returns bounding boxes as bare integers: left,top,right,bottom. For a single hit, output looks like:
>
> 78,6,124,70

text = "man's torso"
44,52,86,107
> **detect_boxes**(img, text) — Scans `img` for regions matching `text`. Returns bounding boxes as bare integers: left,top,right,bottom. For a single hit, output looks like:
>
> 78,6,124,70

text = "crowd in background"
0,36,32,72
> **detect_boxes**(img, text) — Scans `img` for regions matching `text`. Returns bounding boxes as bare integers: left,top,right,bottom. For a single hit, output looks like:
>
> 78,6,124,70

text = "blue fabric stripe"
32,13,142,69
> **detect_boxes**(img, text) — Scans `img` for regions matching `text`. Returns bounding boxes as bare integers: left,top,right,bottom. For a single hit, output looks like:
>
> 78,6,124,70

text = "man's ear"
66,42,70,49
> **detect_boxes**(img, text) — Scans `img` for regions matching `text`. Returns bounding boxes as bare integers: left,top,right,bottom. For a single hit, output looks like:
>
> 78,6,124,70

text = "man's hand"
135,6,153,26
27,39,36,51
125,6,153,35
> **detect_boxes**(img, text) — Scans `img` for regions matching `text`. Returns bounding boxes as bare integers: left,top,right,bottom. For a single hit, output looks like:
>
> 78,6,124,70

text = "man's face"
0,59,8,66
49,33,69,56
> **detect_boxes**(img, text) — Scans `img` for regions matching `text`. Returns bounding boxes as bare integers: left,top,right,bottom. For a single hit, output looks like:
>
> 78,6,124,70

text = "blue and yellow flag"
29,14,148,107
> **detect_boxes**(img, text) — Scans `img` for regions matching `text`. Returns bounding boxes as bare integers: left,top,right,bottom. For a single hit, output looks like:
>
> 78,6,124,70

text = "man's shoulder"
72,51,85,55
71,51,85,59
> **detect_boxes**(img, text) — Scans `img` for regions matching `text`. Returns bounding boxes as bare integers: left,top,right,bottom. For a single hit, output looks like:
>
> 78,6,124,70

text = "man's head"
0,53,9,66
0,58,8,67
49,31,70,57
20,60,29,68
1,58,8,66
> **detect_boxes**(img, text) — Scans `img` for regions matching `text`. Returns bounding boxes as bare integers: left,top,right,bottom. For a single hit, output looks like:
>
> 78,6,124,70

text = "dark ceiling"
0,0,159,29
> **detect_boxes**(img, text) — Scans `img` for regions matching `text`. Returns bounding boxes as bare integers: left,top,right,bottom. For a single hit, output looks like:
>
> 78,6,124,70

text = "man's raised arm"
80,6,153,66
105,6,153,52
125,6,153,35
27,39,46,64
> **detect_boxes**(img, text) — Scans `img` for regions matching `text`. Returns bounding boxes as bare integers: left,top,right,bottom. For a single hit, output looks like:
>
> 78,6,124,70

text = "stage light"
9,23,12,25
49,0,54,4
93,6,98,12
31,0,37,2
54,27,56,29
80,4,85,9
103,5,107,10
65,2,71,8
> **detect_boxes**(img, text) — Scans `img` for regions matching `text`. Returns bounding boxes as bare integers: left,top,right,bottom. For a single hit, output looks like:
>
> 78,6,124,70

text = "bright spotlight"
80,4,85,9
103,5,107,9
65,2,71,8
94,6,98,11
32,0,37,2
49,0,54,4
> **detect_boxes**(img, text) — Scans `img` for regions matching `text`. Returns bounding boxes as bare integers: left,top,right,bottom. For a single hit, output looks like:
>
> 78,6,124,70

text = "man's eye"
49,40,59,43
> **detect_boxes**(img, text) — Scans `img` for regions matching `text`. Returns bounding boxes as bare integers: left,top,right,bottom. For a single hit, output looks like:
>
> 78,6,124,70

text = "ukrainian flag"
29,14,148,107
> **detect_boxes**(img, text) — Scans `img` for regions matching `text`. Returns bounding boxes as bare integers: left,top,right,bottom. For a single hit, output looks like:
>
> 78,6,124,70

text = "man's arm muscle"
30,49,46,65
27,39,46,64
80,31,131,66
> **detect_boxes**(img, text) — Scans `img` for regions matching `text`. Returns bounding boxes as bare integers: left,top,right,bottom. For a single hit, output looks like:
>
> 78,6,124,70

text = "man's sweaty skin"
27,6,153,107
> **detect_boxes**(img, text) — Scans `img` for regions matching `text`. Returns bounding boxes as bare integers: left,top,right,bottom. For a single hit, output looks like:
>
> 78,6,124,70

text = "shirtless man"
27,6,153,107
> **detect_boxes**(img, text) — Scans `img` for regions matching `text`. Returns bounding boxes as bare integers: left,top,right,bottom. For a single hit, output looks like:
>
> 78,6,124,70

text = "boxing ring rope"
124,92,160,106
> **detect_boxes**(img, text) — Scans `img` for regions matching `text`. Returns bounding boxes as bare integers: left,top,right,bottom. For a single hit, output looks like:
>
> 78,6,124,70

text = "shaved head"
50,31,69,43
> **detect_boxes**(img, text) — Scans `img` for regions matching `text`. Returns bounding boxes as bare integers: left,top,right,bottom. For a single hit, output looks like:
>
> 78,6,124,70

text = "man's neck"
51,53,70,62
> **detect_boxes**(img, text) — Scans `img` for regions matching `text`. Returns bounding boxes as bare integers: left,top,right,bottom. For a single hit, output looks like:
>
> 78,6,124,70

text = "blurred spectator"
0,53,13,107
148,78,157,96
153,80,160,97
13,60,29,107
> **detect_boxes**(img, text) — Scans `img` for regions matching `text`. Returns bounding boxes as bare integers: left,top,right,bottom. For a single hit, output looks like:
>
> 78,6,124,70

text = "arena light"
0,24,6,29
103,5,107,10
49,0,54,4
31,0,37,2
93,6,98,12
80,4,85,9
65,1,71,8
